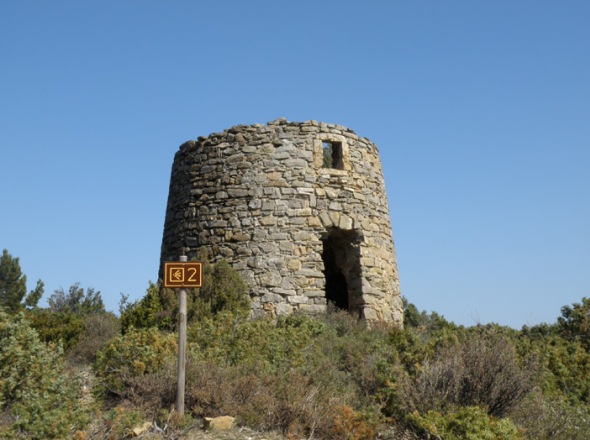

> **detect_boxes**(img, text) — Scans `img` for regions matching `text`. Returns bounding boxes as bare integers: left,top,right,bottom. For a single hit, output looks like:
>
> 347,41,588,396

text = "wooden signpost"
164,257,203,415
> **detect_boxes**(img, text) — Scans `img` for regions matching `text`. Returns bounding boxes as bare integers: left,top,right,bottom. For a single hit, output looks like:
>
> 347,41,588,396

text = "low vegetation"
1,248,589,438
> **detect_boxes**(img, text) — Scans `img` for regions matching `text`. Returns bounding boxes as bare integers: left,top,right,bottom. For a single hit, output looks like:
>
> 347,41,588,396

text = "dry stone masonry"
160,119,403,325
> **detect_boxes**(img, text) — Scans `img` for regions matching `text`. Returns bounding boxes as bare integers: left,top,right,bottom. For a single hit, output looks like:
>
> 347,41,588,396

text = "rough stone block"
227,188,249,198
261,293,283,303
338,214,353,230
276,303,292,316
259,216,277,226
260,271,282,287
288,295,309,304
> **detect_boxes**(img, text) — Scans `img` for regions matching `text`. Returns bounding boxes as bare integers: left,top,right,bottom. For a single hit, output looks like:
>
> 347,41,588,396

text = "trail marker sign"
164,262,203,288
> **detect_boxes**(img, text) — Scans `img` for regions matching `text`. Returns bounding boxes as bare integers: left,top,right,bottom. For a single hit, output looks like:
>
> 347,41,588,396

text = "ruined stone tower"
160,119,403,325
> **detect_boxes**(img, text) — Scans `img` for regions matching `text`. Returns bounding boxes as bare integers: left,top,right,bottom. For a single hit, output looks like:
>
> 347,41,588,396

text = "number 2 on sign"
187,267,199,283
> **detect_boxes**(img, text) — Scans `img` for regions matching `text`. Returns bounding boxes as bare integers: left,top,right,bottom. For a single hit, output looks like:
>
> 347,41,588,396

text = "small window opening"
321,228,362,315
322,141,344,169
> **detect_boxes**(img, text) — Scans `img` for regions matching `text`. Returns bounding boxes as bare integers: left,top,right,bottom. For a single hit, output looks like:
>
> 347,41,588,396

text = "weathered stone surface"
160,119,403,326
276,303,292,316
131,422,152,437
204,416,235,431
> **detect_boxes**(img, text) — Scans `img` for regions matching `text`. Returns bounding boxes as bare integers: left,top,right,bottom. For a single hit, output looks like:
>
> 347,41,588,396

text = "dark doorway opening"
321,228,362,314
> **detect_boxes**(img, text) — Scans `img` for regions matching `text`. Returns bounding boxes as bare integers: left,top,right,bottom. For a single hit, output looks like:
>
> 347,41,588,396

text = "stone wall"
160,119,403,325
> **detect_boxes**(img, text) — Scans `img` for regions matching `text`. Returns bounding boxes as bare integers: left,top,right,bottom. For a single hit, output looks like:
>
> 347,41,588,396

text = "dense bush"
407,406,522,440
8,248,590,438
26,308,85,350
557,297,590,351
26,283,113,360
95,311,396,438
94,326,177,399
186,313,394,438
0,311,88,438
188,312,329,368
68,312,120,365
119,282,172,331
512,391,590,440
78,294,590,438
537,336,590,404
184,358,347,437
193,257,250,319
395,328,537,418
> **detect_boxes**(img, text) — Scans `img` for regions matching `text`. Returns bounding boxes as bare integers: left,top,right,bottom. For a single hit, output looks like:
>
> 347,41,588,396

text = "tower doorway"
321,228,362,314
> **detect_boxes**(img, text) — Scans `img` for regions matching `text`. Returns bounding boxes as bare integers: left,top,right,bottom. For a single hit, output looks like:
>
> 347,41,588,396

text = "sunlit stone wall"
160,119,403,325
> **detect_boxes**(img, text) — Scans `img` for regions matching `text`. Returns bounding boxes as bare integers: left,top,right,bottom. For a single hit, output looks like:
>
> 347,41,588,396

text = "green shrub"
0,311,89,438
94,327,177,399
100,405,145,439
537,335,590,404
26,308,85,350
187,312,329,369
408,406,522,440
27,308,119,366
557,297,590,352
517,325,590,405
120,282,173,332
307,312,399,407
193,257,250,319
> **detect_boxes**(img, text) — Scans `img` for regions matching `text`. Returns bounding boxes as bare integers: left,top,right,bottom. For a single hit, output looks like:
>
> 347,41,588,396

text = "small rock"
204,416,236,431
131,421,152,437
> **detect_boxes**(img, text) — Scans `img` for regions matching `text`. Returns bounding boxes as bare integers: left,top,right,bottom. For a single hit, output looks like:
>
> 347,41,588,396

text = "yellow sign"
164,262,203,288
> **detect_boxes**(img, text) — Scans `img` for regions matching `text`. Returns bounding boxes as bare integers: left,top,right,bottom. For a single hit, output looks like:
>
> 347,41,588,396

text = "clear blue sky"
2,1,588,328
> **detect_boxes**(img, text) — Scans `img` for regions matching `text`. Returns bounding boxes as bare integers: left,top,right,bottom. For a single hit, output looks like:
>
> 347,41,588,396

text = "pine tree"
0,249,43,313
